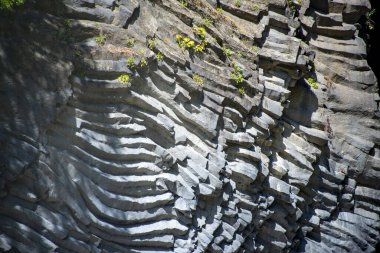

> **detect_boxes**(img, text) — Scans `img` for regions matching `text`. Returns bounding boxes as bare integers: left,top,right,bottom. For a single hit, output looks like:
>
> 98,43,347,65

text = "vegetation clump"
117,74,130,84
95,34,107,46
0,0,24,10
192,74,204,86
307,77,318,89
156,51,164,61
234,0,242,8
147,38,156,50
238,87,245,95
201,18,212,27
126,57,135,68
222,47,234,59
140,57,148,67
126,38,135,47
230,62,244,84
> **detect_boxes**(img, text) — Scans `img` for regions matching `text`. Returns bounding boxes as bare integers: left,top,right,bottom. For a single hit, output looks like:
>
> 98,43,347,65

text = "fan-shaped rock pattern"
0,0,379,252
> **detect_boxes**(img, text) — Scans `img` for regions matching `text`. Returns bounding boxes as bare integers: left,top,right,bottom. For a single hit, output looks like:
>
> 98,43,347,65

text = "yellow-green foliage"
178,0,187,7
0,0,24,10
95,34,106,46
307,77,318,89
117,74,130,84
250,4,260,12
216,7,223,13
238,87,245,95
193,26,206,39
126,57,135,68
192,74,204,86
230,62,244,84
140,57,147,67
251,46,259,54
148,38,156,50
126,38,135,47
156,51,164,61
234,0,241,7
201,18,212,27
222,47,234,59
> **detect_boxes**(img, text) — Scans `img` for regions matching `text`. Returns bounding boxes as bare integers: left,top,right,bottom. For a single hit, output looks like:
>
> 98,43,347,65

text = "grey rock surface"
0,0,379,252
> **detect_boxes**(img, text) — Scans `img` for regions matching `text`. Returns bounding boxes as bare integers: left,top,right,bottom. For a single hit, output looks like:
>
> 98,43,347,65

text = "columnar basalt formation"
0,0,379,252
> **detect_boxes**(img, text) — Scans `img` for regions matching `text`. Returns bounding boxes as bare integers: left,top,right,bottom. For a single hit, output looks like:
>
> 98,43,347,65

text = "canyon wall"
0,0,379,252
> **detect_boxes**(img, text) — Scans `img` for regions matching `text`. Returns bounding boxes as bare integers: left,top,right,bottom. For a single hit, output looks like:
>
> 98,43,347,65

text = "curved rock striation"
0,0,379,252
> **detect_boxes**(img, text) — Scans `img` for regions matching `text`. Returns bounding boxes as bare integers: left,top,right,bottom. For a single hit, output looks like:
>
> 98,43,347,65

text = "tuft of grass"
126,38,135,47
234,0,242,8
95,34,107,46
178,0,187,7
156,51,164,61
201,18,212,27
222,47,234,59
126,57,135,68
117,74,130,84
195,41,207,52
238,87,245,95
216,7,223,13
192,74,204,86
307,77,319,89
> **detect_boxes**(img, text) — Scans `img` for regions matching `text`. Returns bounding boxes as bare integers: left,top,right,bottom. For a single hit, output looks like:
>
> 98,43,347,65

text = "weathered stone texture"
0,0,379,252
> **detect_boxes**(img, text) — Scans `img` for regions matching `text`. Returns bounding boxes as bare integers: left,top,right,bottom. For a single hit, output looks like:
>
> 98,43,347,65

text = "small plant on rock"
216,7,223,13
238,87,245,95
156,51,164,61
95,34,107,46
192,74,204,86
147,38,156,50
117,74,130,84
250,4,260,12
126,37,135,47
230,62,244,84
201,18,212,27
0,0,24,10
193,26,206,39
195,41,207,52
222,47,234,59
140,57,148,67
234,0,242,8
126,57,135,68
307,77,319,89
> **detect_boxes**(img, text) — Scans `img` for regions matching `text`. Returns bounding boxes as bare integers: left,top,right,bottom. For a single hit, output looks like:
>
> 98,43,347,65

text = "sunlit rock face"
0,0,379,252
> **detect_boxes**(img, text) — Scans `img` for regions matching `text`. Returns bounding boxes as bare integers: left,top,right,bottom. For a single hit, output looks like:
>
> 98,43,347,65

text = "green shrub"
193,26,206,39
0,0,24,10
140,57,148,67
238,87,245,95
230,62,244,84
222,47,234,59
95,34,106,46
126,57,135,68
234,0,242,8
147,38,156,50
156,51,164,61
201,18,212,27
192,74,204,86
126,38,135,47
307,77,318,89
117,74,130,84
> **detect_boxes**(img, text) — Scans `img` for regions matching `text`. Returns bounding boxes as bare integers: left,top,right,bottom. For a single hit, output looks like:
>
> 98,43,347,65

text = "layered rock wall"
0,0,379,252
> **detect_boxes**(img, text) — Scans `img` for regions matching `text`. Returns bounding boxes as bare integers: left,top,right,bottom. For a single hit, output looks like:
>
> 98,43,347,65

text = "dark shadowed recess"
367,0,379,82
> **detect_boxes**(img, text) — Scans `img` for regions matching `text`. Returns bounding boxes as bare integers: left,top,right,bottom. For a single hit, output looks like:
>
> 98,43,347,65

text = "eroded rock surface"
0,0,379,252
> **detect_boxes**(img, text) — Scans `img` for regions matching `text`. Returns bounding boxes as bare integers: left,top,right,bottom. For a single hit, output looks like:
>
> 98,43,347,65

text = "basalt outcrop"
0,0,379,252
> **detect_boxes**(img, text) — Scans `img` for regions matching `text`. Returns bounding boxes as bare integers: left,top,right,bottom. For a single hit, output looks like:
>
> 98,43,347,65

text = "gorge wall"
0,0,379,252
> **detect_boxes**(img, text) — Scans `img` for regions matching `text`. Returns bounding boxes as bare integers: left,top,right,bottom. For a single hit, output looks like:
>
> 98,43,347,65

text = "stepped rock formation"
0,0,379,252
